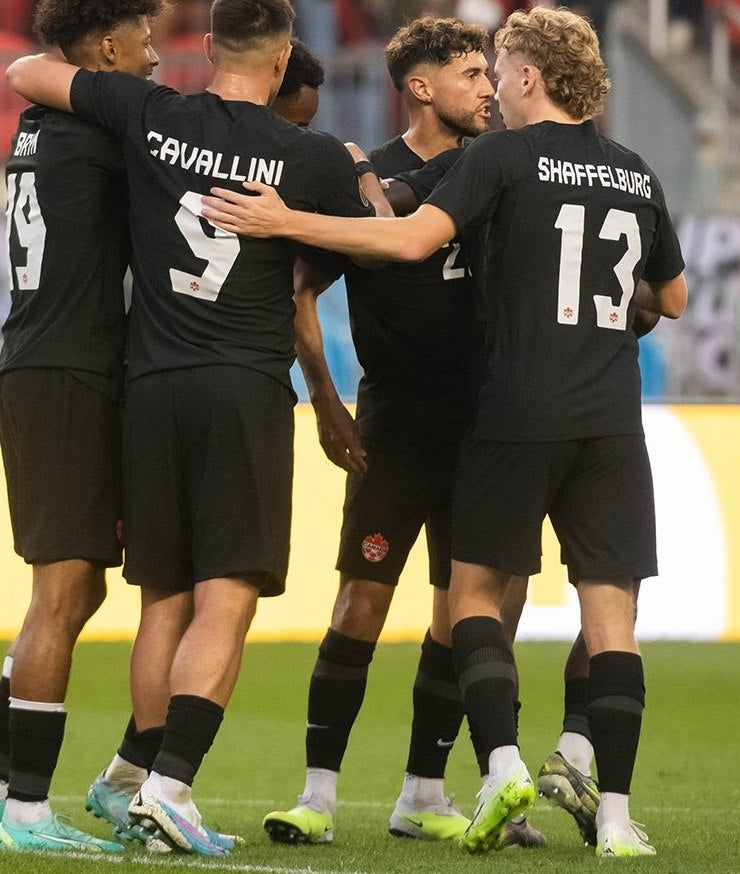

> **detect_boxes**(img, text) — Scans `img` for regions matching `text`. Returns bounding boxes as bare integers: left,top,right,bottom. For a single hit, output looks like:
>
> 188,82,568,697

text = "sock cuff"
9,698,66,713
589,652,645,706
319,628,376,667
451,616,512,663
418,631,455,681
168,695,224,719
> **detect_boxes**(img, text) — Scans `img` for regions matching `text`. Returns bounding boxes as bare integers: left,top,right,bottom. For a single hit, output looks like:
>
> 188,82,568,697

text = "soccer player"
0,0,163,855
81,32,357,856
271,37,324,127
7,0,372,857
261,17,542,850
198,5,688,858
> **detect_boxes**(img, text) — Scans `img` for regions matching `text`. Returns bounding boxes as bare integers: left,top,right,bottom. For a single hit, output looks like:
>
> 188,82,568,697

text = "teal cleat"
128,790,226,856
86,771,149,843
0,812,124,854
459,767,536,855
537,751,599,846
263,805,334,844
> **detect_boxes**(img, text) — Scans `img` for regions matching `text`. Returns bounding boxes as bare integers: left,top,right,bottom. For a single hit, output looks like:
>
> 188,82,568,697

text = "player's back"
429,120,684,442
2,105,129,384
70,72,369,386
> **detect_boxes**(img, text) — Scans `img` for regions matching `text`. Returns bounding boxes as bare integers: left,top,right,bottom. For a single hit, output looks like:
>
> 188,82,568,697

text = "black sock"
8,707,66,802
306,629,375,771
118,713,164,771
151,695,223,787
452,616,517,765
0,675,10,782
562,677,592,741
587,652,645,794
405,631,465,778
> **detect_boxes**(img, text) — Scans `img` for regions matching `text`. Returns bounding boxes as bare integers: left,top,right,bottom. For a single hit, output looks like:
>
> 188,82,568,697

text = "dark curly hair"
34,0,166,53
277,38,324,98
385,16,489,93
210,0,295,54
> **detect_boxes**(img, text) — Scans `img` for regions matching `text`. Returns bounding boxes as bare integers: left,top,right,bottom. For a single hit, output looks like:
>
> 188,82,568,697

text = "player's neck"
402,120,461,162
206,69,273,105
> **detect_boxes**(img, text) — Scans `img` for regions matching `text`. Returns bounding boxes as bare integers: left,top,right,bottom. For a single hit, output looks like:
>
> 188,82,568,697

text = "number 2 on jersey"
555,204,641,331
5,172,47,291
170,191,240,301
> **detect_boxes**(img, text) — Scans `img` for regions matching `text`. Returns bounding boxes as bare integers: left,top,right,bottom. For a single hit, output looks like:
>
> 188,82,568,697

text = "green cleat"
388,798,469,840
596,822,656,857
537,751,599,846
0,812,124,854
263,805,333,844
459,767,535,855
502,815,547,849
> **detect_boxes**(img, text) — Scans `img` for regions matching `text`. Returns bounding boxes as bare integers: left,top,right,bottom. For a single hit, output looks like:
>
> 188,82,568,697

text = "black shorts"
452,434,657,583
121,366,294,595
336,433,461,587
0,369,122,566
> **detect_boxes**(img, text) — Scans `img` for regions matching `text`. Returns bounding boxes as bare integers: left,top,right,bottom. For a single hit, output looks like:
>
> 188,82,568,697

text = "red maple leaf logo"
190,281,200,292
361,533,389,562
563,307,573,319
609,311,618,323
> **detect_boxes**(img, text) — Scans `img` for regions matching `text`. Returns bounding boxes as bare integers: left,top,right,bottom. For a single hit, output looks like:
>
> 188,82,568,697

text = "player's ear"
100,33,117,68
521,64,537,95
203,33,214,65
276,40,292,79
407,74,432,105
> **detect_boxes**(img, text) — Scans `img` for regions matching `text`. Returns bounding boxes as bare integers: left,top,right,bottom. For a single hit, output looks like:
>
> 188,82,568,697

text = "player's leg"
86,588,193,843
449,561,535,854
0,645,15,815
389,585,470,840
264,434,427,844
0,370,124,854
553,435,657,857
537,630,600,845
130,576,260,856
450,437,563,854
578,579,653,857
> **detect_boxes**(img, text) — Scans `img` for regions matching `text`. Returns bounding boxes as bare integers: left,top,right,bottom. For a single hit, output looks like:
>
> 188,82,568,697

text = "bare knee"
330,577,394,641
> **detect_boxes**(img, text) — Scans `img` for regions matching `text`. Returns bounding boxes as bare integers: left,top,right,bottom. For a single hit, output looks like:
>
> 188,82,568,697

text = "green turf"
0,640,737,873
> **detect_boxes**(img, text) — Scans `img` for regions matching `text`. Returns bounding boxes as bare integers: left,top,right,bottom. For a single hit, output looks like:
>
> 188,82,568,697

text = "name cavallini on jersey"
147,131,284,185
538,156,652,198
14,131,39,157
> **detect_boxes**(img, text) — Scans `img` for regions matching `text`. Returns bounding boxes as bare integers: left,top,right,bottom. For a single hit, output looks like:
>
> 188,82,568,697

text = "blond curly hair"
494,6,610,120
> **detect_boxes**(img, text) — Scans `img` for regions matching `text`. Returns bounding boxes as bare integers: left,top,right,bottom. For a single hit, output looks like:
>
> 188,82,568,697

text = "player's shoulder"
14,104,120,158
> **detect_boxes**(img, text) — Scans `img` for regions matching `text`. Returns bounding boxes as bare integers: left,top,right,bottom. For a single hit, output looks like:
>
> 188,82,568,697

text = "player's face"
272,85,320,127
428,51,493,138
111,15,159,78
492,52,526,130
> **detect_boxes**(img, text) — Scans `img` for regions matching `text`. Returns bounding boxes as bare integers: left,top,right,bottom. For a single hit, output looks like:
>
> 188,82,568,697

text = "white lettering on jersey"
146,131,284,185
537,155,651,198
13,131,39,157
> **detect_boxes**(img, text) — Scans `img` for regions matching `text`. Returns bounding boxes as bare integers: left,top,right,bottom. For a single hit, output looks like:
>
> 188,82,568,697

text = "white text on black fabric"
537,157,651,198
147,131,284,185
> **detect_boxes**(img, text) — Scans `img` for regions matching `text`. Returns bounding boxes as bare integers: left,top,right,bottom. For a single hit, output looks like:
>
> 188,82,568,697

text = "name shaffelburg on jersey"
537,155,651,198
147,130,284,185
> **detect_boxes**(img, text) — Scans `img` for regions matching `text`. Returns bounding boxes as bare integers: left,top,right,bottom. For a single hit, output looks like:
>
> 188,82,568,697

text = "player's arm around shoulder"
6,52,78,112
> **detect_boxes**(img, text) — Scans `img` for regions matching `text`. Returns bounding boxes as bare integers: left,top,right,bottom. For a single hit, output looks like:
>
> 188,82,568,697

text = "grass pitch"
0,640,737,873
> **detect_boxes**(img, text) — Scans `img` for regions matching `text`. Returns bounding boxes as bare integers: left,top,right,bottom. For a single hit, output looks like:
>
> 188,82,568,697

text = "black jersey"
2,106,129,388
426,120,685,442
345,136,479,440
69,70,371,387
